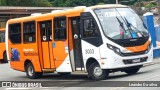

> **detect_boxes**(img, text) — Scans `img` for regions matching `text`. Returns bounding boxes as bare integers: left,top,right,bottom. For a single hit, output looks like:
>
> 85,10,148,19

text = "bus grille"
121,50,147,56
123,57,148,64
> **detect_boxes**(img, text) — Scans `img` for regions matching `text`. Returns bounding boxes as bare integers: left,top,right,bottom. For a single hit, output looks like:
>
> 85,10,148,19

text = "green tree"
0,0,155,7
0,0,6,6
145,1,157,8
32,0,52,7
50,0,90,7
50,0,109,7
4,0,52,7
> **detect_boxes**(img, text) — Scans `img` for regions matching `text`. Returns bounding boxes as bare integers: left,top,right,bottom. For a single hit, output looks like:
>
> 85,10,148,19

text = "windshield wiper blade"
115,8,133,39
124,17,131,27
116,17,125,39
116,17,122,26
124,17,144,38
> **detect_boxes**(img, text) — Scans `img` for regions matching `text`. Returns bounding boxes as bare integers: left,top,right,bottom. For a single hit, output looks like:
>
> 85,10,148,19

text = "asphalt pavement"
0,58,160,90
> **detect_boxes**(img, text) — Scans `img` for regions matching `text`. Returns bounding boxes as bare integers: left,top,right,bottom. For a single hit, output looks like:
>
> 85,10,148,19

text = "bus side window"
23,21,36,43
0,31,5,43
54,17,66,40
9,23,21,44
83,18,98,38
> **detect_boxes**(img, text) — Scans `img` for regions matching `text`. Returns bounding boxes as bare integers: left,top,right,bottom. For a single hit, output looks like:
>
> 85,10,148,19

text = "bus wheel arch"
24,59,31,69
3,51,8,63
86,58,109,80
24,60,42,79
86,58,98,72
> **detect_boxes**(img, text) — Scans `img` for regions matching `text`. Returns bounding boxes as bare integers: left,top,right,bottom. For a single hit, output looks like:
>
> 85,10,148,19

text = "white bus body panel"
56,55,72,72
81,40,102,70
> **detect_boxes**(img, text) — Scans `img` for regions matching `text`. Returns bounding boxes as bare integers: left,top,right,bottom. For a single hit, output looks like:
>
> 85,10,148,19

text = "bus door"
39,20,55,69
71,17,84,71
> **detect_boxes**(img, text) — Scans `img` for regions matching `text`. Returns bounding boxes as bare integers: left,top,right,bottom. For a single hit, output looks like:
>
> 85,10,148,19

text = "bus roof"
7,4,128,24
7,7,84,24
90,4,128,9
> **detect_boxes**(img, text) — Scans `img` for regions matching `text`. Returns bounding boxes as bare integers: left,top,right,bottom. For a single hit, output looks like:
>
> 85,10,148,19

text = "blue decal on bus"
11,48,20,61
52,43,56,48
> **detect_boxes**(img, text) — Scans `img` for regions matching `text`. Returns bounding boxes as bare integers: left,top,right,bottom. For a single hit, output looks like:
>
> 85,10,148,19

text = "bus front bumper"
101,48,153,69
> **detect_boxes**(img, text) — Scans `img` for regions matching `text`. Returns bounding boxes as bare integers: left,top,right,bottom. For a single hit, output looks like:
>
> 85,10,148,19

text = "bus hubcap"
94,67,102,77
28,66,34,76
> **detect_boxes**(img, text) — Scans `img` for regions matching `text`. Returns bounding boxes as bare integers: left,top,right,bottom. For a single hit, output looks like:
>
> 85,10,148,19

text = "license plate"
132,59,140,63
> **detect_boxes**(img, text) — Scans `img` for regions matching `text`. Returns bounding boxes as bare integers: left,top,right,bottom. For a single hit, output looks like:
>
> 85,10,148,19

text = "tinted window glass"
40,20,52,41
54,17,66,40
83,18,99,38
0,31,5,43
9,23,21,44
23,21,36,43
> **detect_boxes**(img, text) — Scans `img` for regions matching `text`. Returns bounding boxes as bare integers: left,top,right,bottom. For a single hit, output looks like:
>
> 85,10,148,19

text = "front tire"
25,63,42,79
88,62,108,80
124,67,141,75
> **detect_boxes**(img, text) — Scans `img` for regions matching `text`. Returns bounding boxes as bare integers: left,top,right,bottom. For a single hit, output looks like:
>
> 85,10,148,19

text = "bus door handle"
74,34,78,39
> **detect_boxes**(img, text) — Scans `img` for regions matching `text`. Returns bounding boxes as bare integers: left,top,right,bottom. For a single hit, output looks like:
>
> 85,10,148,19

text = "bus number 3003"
85,49,94,54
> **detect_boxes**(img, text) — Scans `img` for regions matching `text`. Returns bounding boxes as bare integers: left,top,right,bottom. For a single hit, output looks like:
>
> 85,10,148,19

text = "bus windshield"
94,8,149,40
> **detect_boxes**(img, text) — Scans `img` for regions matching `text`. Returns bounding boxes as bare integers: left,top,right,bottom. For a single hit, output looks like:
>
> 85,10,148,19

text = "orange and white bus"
6,4,153,80
0,28,8,63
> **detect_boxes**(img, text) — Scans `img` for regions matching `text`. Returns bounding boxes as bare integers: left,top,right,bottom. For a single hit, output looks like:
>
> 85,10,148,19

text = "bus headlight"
107,44,121,55
145,43,152,54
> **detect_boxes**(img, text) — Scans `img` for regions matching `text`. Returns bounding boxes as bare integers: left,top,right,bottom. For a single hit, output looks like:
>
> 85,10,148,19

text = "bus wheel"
26,63,42,79
124,67,140,75
3,52,8,63
88,62,108,80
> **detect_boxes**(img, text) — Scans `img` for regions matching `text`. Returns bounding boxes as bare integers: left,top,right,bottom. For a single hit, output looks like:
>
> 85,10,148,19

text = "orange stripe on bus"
126,40,150,53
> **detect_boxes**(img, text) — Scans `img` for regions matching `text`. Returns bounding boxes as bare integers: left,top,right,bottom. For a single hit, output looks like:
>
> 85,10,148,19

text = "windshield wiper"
123,17,144,38
115,8,133,39
116,17,126,39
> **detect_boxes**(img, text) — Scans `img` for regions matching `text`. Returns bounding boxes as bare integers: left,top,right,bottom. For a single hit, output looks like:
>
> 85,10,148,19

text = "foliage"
1,0,52,7
145,2,157,8
0,0,156,7
0,0,115,7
